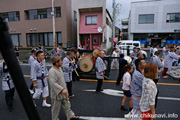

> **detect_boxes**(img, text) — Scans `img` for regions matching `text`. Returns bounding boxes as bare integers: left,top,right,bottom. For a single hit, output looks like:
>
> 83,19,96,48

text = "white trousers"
33,85,49,99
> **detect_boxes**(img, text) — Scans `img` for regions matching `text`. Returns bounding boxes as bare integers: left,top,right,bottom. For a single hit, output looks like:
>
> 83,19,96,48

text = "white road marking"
84,89,180,101
80,116,125,120
85,89,124,97
158,97,180,101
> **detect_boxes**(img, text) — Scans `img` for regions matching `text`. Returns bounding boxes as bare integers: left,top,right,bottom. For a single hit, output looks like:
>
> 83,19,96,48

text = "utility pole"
52,0,56,48
112,0,116,38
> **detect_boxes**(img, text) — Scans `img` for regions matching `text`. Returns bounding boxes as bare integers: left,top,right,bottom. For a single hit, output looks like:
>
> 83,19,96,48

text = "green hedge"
16,47,54,50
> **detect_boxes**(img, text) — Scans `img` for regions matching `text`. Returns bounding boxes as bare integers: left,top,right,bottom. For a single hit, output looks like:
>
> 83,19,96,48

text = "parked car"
117,45,147,59
116,40,141,48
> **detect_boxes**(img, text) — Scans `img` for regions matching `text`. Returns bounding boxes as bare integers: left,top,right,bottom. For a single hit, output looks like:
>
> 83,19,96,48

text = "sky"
106,0,148,28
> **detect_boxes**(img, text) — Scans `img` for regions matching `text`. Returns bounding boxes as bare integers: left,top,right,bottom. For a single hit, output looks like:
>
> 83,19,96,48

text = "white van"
116,40,147,59
116,40,141,48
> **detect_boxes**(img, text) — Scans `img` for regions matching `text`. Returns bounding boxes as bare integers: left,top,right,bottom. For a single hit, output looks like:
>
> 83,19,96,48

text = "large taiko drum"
78,55,95,72
93,49,100,58
124,56,132,64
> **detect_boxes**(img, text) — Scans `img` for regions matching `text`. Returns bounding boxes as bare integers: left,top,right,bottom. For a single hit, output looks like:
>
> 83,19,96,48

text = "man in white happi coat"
95,51,106,92
62,51,75,97
31,51,51,107
162,47,180,79
130,47,138,60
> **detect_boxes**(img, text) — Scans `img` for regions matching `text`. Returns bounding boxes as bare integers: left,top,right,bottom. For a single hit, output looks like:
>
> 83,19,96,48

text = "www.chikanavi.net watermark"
125,113,179,119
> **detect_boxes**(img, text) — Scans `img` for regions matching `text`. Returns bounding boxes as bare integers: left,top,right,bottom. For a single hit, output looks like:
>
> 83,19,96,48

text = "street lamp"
52,0,56,48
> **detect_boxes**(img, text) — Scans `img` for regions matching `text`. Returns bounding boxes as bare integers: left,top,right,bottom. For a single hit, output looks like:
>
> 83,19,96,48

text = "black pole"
0,16,40,120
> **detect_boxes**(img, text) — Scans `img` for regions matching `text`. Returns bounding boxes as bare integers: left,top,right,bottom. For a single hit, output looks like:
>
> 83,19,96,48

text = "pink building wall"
79,12,103,34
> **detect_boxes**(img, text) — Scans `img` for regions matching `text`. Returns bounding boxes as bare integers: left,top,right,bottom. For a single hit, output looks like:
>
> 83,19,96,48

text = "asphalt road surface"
0,62,179,120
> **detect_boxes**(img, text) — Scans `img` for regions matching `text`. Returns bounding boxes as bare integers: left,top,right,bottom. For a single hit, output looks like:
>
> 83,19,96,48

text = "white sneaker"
162,76,168,78
29,89,34,94
124,112,132,120
42,103,51,107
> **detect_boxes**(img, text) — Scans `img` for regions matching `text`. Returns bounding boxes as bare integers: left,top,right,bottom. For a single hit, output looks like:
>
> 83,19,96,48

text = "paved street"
0,0,180,119
0,63,180,120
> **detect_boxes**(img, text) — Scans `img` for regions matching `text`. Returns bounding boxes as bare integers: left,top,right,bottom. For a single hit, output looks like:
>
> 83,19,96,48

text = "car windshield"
126,43,132,45
133,43,139,47
121,46,134,50
120,43,125,45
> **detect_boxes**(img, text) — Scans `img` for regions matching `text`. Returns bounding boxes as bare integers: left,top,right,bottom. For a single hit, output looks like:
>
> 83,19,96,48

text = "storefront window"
26,32,62,47
139,14,154,24
25,7,61,20
0,11,20,21
11,34,22,46
167,13,180,22
86,16,97,25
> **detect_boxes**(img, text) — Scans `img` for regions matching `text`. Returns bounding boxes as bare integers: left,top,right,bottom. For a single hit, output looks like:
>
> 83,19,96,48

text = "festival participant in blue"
130,58,146,120
0,59,15,112
132,52,143,71
95,50,106,92
149,51,165,109
31,51,51,107
162,47,180,79
130,47,138,60
150,51,164,80
62,51,76,97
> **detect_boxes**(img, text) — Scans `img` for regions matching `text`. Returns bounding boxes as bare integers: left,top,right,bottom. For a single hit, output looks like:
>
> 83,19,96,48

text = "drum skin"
79,55,95,72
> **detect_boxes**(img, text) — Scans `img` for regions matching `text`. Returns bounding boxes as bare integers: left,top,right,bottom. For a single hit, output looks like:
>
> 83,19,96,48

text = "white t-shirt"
113,51,118,61
122,72,131,90
153,48,158,55
163,47,166,52
112,51,118,57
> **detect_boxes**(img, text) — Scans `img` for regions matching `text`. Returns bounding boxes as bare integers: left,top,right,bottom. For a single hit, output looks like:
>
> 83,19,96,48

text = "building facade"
121,18,129,40
129,0,180,48
0,0,77,47
77,0,113,50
